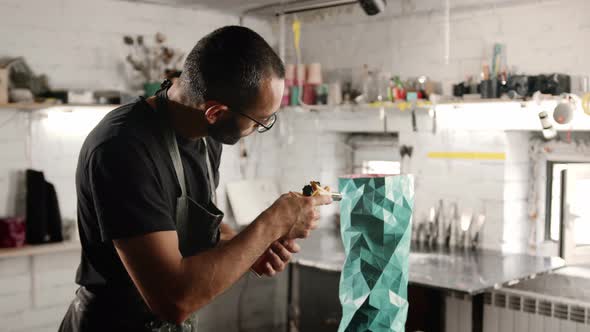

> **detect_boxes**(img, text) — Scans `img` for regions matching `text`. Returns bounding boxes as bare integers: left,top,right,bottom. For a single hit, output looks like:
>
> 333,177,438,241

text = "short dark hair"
180,26,285,111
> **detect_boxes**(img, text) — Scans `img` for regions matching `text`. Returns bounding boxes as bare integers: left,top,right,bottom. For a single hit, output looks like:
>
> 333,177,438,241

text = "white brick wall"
241,111,536,252
0,110,30,217
0,1,279,330
2,0,590,328
400,129,503,244
0,102,351,330
0,250,80,332
0,106,331,331
281,0,590,253
0,99,573,330
0,0,274,91
224,110,350,221
0,0,275,215
283,0,590,84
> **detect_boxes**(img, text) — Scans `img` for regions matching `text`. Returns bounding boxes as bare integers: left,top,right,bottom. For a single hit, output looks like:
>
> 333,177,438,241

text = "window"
546,162,570,242
546,162,590,263
361,160,401,175
348,133,400,175
569,178,590,246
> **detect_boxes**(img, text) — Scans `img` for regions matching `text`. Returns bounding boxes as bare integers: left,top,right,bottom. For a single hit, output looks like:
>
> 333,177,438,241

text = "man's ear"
203,101,229,124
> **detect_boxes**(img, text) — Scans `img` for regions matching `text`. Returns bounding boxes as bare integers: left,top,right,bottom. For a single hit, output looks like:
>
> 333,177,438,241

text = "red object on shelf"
393,87,406,101
281,79,292,107
0,217,26,248
302,84,317,105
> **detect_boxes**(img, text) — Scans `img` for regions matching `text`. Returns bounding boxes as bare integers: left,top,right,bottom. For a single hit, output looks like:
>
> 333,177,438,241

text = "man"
59,26,332,331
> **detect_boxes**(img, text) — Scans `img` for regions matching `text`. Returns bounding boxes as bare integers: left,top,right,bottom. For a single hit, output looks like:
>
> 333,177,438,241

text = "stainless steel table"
287,227,565,332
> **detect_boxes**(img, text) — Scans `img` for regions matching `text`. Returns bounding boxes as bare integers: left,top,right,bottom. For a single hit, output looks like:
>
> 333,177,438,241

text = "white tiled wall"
398,129,531,252
0,106,567,330
501,132,531,253
0,0,275,215
0,0,274,91
274,0,590,254
0,251,80,332
280,0,590,86
2,0,590,330
249,110,350,219
0,105,350,331
0,110,30,218
275,0,590,252
0,0,278,330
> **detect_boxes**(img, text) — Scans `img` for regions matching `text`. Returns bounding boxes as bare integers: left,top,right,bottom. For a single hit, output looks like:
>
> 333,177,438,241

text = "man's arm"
114,193,331,325
218,222,237,243
218,221,299,277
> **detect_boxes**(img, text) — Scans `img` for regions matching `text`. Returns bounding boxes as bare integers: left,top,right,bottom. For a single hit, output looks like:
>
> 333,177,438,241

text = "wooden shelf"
0,102,58,110
0,241,81,259
0,103,120,111
281,101,433,113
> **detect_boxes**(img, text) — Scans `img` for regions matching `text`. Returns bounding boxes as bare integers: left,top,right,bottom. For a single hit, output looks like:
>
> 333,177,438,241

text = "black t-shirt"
74,98,222,291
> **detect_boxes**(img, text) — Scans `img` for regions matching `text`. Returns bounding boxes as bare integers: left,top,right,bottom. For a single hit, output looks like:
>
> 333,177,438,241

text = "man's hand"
251,238,300,277
218,222,296,277
250,192,332,277
264,192,332,240
113,193,331,324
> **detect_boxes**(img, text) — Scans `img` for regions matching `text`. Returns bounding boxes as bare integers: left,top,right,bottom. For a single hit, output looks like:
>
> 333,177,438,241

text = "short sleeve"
88,138,176,241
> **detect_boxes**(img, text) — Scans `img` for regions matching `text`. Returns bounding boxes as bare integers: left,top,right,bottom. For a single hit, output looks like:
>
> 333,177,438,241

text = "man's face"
208,77,284,145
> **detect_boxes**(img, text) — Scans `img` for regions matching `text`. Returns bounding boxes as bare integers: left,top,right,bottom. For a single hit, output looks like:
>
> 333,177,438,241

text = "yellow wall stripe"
427,152,506,160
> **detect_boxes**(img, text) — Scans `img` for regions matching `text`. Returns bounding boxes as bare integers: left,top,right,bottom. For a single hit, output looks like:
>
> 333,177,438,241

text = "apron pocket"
176,196,223,257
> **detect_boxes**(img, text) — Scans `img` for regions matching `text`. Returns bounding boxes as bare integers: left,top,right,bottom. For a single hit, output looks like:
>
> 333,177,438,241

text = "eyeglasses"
230,109,277,133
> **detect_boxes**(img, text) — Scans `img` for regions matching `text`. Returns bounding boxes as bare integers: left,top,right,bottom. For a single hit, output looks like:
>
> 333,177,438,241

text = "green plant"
123,32,184,83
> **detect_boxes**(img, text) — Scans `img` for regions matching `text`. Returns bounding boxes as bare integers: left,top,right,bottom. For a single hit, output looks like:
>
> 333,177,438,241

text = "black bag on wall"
25,169,63,244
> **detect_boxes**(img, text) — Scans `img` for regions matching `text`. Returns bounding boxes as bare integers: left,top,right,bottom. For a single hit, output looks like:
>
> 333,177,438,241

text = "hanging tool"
406,92,418,132
429,95,439,134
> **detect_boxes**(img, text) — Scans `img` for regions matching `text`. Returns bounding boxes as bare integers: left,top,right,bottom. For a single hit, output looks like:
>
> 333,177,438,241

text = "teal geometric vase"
338,174,414,332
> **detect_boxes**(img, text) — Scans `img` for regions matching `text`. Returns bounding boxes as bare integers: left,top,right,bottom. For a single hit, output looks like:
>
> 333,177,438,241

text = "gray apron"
148,81,224,331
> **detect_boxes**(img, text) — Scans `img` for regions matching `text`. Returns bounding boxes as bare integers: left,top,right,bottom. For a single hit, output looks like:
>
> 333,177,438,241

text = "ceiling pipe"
273,0,356,15
242,0,357,17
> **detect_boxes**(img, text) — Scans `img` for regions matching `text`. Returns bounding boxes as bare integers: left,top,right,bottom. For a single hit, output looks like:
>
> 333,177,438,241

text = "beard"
208,114,243,145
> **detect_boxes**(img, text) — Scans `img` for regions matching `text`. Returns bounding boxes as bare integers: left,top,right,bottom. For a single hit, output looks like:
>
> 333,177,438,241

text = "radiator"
483,289,590,332
445,292,473,332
